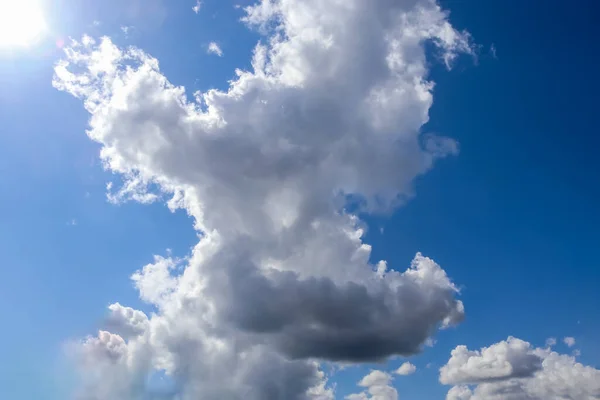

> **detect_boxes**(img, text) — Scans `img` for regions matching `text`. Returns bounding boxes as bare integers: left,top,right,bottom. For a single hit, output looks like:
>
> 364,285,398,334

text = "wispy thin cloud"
121,26,133,36
193,0,202,14
207,42,223,57
490,43,498,59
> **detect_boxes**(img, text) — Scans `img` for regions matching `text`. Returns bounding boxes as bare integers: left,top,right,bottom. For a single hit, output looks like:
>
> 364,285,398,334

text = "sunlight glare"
0,0,46,48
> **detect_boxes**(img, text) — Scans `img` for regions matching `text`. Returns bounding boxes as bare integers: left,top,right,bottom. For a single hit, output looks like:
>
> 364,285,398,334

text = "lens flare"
0,0,46,48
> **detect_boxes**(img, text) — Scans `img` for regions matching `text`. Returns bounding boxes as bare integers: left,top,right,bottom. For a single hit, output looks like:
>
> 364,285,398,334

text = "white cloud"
105,303,149,340
447,385,474,400
192,0,202,14
440,337,543,385
53,0,474,398
130,255,179,305
545,337,556,347
563,337,576,348
441,337,600,400
395,361,416,376
207,41,223,57
346,370,398,400
106,176,158,205
69,331,137,399
306,368,335,400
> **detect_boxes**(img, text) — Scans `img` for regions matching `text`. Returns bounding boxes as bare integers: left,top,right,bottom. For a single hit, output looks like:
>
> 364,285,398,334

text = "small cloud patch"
207,41,223,57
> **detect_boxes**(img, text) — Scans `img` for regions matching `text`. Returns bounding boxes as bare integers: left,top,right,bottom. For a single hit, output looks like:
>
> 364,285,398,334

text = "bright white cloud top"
53,0,475,398
441,337,600,399
0,0,46,48
395,361,417,376
346,370,398,400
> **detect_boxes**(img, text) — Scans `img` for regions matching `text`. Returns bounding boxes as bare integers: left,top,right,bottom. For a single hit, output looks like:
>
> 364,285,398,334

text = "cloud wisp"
192,0,202,14
207,41,223,56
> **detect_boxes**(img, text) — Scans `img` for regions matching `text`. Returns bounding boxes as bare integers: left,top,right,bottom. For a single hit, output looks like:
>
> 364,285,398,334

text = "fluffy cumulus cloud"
440,337,544,385
53,0,474,398
105,302,149,340
346,370,398,400
395,361,417,376
441,337,600,400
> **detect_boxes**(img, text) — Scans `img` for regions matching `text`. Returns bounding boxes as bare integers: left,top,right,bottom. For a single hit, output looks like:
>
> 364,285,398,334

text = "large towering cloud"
54,0,473,398
441,337,600,400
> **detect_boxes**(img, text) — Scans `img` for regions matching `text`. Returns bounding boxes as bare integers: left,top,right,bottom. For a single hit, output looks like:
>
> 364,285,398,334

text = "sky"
0,0,599,399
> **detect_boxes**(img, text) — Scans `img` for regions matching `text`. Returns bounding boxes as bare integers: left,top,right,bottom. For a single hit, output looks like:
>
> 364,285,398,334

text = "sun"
0,0,46,48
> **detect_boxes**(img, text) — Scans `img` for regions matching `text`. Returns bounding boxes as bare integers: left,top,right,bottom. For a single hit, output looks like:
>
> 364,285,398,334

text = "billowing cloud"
395,361,417,376
105,303,149,340
440,337,543,385
441,337,600,400
70,331,151,400
346,370,398,400
446,385,474,400
563,337,576,348
53,0,473,398
221,252,464,362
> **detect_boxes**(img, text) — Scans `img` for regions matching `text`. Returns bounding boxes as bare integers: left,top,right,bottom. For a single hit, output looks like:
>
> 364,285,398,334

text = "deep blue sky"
0,0,598,399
